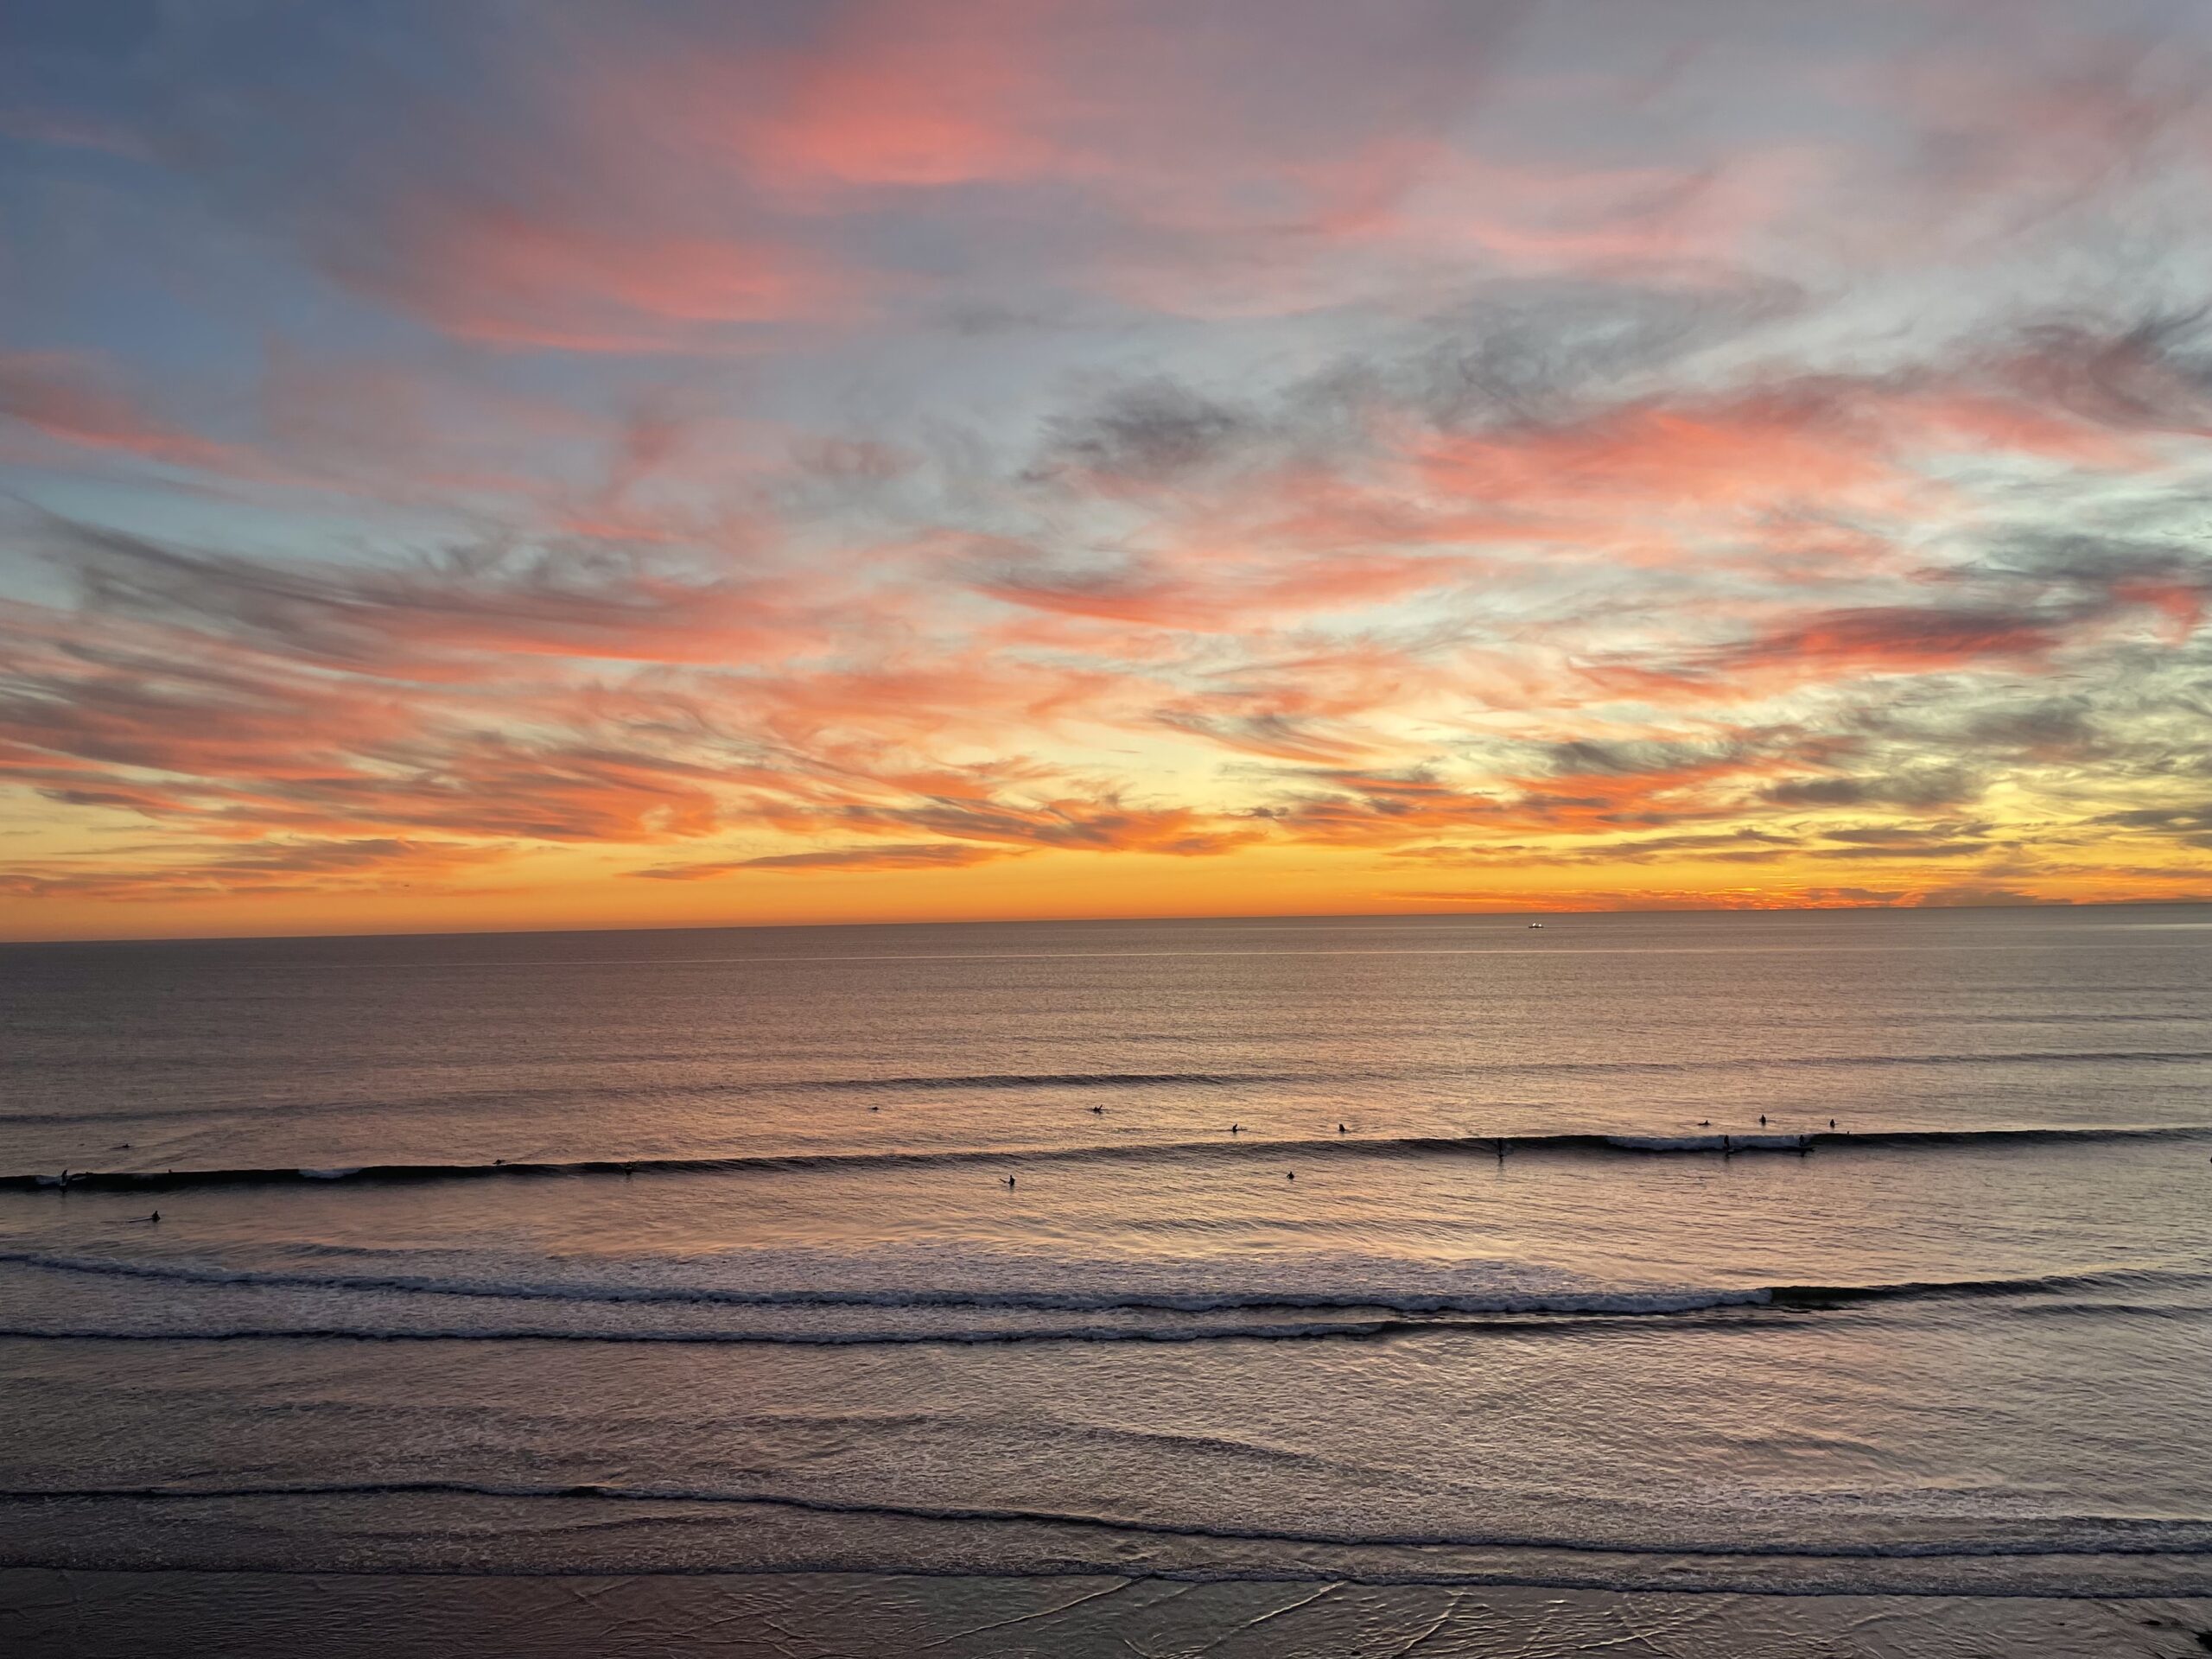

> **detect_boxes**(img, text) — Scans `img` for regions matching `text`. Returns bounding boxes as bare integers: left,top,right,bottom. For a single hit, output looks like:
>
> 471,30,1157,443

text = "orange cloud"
0,838,510,904
835,796,1269,858
635,842,1019,879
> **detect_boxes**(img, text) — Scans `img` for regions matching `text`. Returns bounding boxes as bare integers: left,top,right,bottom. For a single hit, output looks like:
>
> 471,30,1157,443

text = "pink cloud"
348,200,859,353
0,353,271,479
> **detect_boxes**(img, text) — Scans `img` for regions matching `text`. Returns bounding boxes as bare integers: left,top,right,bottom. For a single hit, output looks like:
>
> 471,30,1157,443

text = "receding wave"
9,1123,2206,1193
3,1478,2208,1564
815,1071,1288,1090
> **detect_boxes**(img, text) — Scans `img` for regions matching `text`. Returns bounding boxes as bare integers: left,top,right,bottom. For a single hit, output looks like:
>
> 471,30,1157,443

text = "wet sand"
4,1570,2210,1657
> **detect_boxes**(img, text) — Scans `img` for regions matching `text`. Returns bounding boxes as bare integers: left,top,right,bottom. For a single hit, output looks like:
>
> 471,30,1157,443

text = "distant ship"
1528,922,1544,929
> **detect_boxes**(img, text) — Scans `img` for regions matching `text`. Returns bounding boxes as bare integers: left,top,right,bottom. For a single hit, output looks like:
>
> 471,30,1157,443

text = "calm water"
2,907,2210,1598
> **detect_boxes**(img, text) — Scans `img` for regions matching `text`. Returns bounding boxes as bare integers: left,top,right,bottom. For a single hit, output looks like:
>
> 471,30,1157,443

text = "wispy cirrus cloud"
637,842,1020,880
0,837,511,902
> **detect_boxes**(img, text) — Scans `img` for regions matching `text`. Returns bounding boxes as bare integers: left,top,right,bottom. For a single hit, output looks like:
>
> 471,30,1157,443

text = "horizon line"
6,895,2208,950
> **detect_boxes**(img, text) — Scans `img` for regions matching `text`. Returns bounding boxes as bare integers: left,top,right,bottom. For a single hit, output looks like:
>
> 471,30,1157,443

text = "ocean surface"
3,906,2210,1605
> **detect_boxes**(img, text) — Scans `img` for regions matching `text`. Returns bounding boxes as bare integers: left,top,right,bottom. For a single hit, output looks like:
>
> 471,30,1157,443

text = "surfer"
1230,1122,1240,1134
1338,1122,1347,1135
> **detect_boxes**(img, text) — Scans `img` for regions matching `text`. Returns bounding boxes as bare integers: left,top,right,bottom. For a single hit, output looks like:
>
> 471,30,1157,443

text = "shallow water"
3,907,2209,1596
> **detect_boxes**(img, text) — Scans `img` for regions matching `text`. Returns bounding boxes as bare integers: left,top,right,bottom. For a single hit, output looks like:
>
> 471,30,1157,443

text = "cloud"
1391,827,1801,867
0,838,508,902
41,515,827,680
1907,885,2063,908
340,199,858,353
7,3,2212,926
634,842,1019,879
835,796,1269,857
1032,380,1257,486
1761,768,1982,810
2094,805,2212,850
0,353,270,479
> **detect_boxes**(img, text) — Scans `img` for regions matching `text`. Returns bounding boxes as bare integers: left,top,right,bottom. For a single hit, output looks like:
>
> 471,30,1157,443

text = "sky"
2,0,2210,941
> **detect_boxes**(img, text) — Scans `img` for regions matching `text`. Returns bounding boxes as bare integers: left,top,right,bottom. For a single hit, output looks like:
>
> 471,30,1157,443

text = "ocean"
3,906,2211,1649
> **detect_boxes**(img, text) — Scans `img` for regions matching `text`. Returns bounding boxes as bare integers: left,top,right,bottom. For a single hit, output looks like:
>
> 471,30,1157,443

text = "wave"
3,1249,2198,1326
1769,1268,2212,1307
0,1312,1800,1347
3,1478,2208,1564
0,1245,1780,1313
812,1071,1289,1091
9,1123,2207,1193
9,1297,2207,1348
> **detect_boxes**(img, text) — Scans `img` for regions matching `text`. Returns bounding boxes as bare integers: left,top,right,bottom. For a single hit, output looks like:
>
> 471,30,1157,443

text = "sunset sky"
3,0,2210,939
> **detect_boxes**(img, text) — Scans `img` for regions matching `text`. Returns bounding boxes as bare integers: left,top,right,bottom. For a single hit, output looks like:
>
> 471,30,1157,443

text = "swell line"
0,1071,1305,1130
11,1048,2212,1131
3,1479,2208,1562
9,1124,2207,1194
